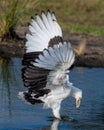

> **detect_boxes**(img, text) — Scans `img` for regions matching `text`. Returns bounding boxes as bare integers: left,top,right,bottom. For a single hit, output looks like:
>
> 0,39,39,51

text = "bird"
19,10,82,120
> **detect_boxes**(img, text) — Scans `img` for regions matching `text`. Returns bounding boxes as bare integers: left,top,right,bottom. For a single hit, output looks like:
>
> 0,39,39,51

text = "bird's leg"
52,104,61,120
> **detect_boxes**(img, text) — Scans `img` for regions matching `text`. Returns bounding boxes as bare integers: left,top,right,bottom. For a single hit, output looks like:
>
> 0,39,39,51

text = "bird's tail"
18,92,43,105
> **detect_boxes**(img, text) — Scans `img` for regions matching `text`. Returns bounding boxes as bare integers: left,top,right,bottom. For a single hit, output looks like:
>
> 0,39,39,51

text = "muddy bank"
0,40,25,58
64,32,104,68
0,26,104,68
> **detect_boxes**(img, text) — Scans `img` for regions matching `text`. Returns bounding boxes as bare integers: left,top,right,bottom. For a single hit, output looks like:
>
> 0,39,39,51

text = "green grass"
38,0,104,36
0,0,39,40
61,23,104,36
0,0,104,38
0,0,19,39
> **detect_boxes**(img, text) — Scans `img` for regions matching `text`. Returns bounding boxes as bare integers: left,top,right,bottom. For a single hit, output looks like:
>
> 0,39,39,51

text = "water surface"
0,58,104,130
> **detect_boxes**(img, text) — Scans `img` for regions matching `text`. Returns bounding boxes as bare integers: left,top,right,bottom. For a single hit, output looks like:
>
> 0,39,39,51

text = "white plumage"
26,11,62,52
34,42,74,70
19,10,82,119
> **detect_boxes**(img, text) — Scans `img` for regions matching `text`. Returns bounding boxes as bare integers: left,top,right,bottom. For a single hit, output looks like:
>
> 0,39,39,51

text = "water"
0,58,104,130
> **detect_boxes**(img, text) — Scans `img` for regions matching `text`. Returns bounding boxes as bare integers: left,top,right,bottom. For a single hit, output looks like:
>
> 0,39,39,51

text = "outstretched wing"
33,41,75,89
22,41,75,98
26,10,62,53
23,10,63,66
22,10,63,97
21,10,75,104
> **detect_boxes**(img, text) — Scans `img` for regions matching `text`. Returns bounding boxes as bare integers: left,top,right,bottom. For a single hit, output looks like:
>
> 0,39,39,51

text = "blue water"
0,58,104,130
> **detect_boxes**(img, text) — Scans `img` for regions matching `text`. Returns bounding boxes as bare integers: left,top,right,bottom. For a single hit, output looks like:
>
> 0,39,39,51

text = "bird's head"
70,86,82,108
75,90,82,108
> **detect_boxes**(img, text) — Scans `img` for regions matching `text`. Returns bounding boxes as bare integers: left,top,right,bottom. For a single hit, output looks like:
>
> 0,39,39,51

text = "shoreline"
0,29,104,68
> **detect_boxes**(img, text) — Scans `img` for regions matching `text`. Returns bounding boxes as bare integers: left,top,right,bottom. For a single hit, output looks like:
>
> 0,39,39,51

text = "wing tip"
31,16,34,20
41,10,45,14
47,9,51,13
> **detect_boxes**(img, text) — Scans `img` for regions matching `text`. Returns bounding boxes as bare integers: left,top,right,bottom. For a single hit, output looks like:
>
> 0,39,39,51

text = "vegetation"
0,0,104,41
39,0,104,36
0,0,39,41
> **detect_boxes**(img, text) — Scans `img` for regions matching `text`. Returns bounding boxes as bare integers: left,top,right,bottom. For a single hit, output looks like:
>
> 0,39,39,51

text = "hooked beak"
76,98,82,108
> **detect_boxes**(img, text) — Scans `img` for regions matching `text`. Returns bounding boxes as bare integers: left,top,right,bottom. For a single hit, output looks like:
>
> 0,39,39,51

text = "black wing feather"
22,36,65,104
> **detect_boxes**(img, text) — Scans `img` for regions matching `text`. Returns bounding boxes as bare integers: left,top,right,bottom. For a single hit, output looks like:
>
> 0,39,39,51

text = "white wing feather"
26,11,62,53
33,42,75,70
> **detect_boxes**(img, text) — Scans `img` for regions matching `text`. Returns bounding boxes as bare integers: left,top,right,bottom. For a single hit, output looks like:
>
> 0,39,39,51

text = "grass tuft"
0,0,39,41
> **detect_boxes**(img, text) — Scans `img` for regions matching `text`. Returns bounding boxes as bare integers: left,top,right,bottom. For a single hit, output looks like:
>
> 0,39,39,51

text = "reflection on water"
0,58,22,118
0,58,104,130
0,58,16,115
0,58,15,84
50,119,60,130
43,118,60,130
0,58,16,104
